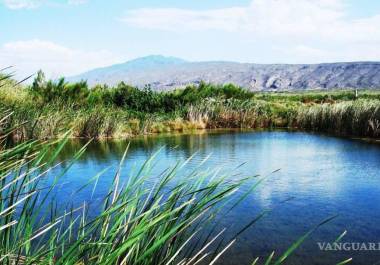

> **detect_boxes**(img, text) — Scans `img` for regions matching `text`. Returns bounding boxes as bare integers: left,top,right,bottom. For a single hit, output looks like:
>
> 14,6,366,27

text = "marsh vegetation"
1,71,379,140
0,72,367,265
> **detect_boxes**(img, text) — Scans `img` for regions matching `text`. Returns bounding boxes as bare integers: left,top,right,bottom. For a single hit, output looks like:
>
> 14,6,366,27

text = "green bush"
30,70,89,105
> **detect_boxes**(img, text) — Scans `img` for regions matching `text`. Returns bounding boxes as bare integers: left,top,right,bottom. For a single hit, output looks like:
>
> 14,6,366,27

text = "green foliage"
109,83,170,112
254,89,380,103
1,71,380,139
31,70,89,105
29,72,255,112
87,84,111,106
176,82,254,105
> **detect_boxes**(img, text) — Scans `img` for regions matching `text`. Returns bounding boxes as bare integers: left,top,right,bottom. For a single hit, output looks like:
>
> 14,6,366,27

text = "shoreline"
35,127,380,146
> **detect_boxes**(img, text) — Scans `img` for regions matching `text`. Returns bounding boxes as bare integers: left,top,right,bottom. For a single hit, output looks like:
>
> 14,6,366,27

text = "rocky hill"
69,55,380,91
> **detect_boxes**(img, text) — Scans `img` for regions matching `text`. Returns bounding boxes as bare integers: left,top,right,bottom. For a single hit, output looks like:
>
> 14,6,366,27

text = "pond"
53,130,380,265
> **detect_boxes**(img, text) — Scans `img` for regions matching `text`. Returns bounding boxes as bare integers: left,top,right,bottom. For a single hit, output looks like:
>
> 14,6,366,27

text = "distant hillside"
69,55,380,91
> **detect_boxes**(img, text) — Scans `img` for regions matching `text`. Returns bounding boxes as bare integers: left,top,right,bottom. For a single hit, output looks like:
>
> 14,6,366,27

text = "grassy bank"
1,71,379,140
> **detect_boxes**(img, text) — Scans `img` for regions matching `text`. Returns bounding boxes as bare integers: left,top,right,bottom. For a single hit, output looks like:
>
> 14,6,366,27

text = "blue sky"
1,0,380,78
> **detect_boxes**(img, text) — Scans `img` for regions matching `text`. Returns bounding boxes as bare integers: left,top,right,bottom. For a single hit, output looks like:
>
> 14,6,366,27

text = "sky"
1,0,380,79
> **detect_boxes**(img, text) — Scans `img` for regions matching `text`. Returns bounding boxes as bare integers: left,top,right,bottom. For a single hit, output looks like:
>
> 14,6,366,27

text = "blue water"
53,130,380,264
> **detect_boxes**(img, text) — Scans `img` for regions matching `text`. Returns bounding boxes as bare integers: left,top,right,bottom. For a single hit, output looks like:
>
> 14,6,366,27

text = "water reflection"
53,130,380,265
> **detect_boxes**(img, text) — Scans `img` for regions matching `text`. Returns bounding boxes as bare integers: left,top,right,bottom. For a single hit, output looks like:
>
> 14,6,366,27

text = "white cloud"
121,0,347,34
3,0,42,9
123,7,248,32
121,0,380,42
121,0,380,62
0,39,122,79
269,42,380,64
67,0,87,5
2,0,87,9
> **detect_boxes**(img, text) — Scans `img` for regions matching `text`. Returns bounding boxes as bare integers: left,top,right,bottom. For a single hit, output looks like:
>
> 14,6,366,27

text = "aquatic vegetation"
1,110,351,265
296,100,380,137
1,71,379,140
0,121,247,264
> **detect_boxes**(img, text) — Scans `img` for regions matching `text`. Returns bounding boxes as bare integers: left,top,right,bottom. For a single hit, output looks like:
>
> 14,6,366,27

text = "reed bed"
186,98,298,129
2,94,379,140
1,72,379,140
296,100,380,138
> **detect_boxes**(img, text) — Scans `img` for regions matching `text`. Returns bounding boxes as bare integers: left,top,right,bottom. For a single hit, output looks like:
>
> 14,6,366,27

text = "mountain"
69,55,380,91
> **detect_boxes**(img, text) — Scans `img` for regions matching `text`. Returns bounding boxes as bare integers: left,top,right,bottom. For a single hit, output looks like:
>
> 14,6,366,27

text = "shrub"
30,70,89,105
